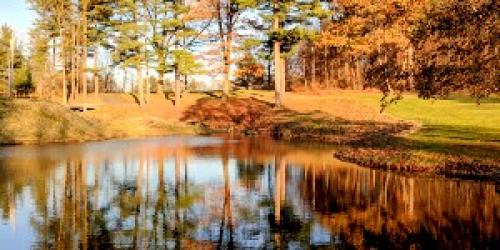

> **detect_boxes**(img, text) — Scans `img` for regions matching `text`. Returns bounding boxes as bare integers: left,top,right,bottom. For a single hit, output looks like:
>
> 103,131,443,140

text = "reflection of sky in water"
0,136,498,248
0,190,36,250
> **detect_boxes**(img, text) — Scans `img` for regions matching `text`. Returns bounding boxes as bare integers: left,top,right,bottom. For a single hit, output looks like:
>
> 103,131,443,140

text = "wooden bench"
69,103,97,112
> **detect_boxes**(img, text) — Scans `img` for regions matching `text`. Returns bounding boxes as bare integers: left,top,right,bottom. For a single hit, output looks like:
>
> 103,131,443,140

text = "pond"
0,136,498,249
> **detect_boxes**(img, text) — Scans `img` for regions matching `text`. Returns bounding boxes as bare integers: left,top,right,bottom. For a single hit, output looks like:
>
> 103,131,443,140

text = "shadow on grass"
443,95,500,104
202,91,222,98
417,124,500,142
129,93,141,105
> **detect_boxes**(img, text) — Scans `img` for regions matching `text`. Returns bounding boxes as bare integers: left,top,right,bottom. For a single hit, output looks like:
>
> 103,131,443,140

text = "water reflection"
0,136,498,249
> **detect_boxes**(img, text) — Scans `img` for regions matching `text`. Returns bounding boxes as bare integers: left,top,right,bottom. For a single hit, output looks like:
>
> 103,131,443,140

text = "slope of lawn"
0,98,110,144
321,90,500,144
384,95,500,143
1,91,498,181
229,90,500,180
319,91,500,180
230,90,500,150
0,95,203,145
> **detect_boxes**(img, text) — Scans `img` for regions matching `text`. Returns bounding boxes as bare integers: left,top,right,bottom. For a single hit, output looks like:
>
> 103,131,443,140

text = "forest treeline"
289,0,499,106
0,0,498,108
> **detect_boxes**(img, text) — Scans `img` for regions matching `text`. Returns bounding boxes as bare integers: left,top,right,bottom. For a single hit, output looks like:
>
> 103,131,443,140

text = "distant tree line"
21,0,331,108
281,0,499,105
0,25,33,96
4,0,494,108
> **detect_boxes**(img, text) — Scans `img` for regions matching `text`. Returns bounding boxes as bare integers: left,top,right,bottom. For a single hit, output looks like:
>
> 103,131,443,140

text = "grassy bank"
0,98,110,144
322,93,499,182
184,90,500,182
325,92,500,181
0,96,201,145
1,91,498,182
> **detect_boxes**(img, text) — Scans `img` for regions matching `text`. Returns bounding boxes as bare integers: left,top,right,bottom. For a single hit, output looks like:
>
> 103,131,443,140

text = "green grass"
336,92,500,165
232,90,500,147
385,95,500,142
336,92,500,143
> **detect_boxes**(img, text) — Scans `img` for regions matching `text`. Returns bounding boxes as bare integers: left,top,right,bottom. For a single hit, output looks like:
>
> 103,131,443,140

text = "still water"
0,136,498,249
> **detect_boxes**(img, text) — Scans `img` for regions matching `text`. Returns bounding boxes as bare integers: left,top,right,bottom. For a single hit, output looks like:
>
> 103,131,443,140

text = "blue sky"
0,0,35,37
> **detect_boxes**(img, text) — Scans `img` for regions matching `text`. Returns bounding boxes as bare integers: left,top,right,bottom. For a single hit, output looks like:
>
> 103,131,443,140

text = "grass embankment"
1,91,498,182
0,94,202,145
0,98,109,144
79,93,203,138
327,92,500,181
183,90,500,182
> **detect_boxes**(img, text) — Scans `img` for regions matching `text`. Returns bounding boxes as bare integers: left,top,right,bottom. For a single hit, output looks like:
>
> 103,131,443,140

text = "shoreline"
1,94,498,184
2,117,498,184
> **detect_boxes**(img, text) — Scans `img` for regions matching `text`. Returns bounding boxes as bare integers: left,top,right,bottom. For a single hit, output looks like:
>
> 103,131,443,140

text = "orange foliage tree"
234,53,265,89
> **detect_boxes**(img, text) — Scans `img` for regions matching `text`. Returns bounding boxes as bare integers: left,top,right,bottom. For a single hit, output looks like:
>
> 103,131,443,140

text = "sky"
0,0,35,39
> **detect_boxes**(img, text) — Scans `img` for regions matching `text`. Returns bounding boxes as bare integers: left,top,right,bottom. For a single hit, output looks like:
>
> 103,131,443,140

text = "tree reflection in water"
0,136,498,249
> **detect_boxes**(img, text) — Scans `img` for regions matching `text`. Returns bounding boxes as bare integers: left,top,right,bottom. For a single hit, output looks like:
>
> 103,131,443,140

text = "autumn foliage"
291,0,499,102
235,53,265,89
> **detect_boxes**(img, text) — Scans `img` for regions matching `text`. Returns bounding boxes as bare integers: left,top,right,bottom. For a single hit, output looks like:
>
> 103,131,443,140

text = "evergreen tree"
111,0,148,106
143,0,189,106
28,0,73,104
88,0,113,97
0,25,14,93
256,0,331,107
211,0,257,98
28,26,51,97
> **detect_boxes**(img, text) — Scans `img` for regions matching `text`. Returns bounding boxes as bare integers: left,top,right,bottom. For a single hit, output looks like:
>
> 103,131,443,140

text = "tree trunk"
146,64,151,104
71,25,76,101
137,67,144,106
222,32,231,98
71,51,76,101
216,0,232,99
52,38,57,74
349,58,356,89
311,46,316,86
174,63,181,107
81,0,88,100
337,62,342,88
328,47,334,88
274,40,282,108
273,4,282,108
75,25,80,97
408,45,414,90
324,46,329,89
60,28,67,105
94,47,99,97
157,72,164,96
174,12,181,107
280,57,286,98
267,57,272,89
344,61,350,88
39,61,47,98
303,55,308,88
123,67,127,93
356,59,363,89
